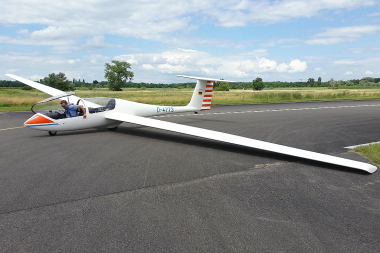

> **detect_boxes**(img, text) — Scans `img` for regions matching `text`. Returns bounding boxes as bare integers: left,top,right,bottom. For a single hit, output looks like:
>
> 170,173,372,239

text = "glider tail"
177,75,235,112
188,79,214,111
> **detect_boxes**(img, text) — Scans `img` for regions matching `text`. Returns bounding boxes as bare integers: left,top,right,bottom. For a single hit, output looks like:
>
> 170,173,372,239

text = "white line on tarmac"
345,141,380,149
152,103,380,118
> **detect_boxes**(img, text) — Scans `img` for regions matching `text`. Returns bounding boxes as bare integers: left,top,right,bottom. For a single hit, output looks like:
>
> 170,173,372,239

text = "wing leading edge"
6,74,69,96
105,113,377,174
6,74,100,107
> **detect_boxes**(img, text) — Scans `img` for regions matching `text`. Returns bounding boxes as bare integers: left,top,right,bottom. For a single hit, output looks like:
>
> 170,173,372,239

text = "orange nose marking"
24,114,55,125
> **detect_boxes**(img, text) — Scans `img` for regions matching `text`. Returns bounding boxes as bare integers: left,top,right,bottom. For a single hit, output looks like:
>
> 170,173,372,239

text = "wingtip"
5,73,17,79
366,165,378,174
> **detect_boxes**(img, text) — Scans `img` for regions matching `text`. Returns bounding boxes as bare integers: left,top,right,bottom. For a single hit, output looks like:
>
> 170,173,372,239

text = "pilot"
60,100,87,118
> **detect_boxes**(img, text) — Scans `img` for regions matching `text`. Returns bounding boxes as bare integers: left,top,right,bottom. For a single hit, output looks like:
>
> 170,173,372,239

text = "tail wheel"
194,111,199,114
48,131,57,136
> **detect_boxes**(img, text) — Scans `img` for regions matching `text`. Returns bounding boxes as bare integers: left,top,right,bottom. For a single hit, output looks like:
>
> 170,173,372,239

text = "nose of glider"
24,114,56,126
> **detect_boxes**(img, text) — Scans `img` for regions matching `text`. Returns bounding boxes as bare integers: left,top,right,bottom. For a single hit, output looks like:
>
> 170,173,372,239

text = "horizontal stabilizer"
105,113,377,174
177,75,235,83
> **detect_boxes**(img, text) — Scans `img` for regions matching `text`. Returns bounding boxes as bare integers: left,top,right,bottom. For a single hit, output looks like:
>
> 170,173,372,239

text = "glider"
5,73,377,174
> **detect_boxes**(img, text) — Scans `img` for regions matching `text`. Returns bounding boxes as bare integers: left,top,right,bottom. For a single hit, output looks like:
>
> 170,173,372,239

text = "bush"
214,82,230,91
21,86,33,90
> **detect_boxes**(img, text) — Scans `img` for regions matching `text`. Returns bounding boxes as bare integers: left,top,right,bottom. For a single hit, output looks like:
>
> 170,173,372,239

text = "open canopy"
35,92,76,105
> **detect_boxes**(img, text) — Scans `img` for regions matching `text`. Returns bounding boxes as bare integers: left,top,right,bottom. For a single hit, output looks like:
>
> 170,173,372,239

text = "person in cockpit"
60,100,87,118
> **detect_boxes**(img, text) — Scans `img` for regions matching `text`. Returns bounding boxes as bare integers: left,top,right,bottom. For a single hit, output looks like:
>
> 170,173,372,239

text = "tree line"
1,60,379,91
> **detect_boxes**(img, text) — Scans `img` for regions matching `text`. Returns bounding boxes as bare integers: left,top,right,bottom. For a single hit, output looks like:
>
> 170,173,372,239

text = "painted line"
25,123,59,127
153,103,380,118
345,141,380,149
0,126,25,131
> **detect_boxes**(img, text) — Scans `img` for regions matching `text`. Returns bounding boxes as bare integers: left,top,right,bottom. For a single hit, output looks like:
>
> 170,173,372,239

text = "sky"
1,0,380,83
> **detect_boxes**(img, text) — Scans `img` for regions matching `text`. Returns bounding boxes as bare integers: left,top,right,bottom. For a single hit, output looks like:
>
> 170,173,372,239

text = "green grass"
354,143,380,167
2,87,380,112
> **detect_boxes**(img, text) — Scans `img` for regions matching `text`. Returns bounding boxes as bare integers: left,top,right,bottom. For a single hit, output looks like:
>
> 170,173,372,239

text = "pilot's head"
60,100,68,108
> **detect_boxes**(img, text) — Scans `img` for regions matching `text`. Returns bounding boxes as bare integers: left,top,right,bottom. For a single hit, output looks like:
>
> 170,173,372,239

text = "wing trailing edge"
105,113,377,174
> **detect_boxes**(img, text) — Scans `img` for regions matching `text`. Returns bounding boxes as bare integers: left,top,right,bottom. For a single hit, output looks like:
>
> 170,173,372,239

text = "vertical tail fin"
177,75,235,112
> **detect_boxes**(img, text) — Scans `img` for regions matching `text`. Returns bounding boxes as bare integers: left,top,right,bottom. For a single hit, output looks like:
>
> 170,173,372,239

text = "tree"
252,77,265,91
307,78,315,87
41,72,74,91
214,81,230,91
104,60,134,91
317,77,322,86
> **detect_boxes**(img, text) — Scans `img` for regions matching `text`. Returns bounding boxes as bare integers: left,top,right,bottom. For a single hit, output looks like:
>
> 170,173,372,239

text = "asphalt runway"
1,100,380,252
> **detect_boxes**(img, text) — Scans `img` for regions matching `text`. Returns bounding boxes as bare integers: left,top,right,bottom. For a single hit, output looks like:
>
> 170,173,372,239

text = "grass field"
354,143,380,167
2,87,380,112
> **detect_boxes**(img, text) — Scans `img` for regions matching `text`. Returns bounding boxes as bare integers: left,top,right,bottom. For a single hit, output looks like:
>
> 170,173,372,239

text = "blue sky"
1,0,380,83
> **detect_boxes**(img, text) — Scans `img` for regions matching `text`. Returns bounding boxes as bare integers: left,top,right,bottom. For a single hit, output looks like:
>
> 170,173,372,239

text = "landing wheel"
48,131,57,136
194,111,199,114
107,127,118,131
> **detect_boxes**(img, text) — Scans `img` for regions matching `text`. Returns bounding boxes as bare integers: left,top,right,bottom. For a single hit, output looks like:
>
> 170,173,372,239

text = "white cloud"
87,54,109,64
17,29,29,34
365,70,373,75
347,47,380,54
113,48,307,78
334,59,357,65
344,71,353,75
84,36,107,49
306,25,380,45
0,0,377,46
262,38,300,47
29,74,44,80
212,0,377,26
5,68,19,74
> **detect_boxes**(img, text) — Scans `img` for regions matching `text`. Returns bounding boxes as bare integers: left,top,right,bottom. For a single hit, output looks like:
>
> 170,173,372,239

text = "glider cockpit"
31,93,116,119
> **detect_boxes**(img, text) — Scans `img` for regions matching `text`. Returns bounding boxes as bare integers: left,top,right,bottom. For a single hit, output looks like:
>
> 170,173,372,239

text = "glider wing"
6,74,100,107
6,74,71,96
105,113,377,174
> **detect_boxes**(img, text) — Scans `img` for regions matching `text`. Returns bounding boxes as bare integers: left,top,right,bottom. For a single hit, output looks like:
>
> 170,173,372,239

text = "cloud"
365,70,373,75
84,36,108,49
114,48,307,78
1,0,378,45
333,59,357,65
306,25,380,45
344,71,353,75
29,74,44,80
212,0,377,26
347,47,380,54
17,29,29,34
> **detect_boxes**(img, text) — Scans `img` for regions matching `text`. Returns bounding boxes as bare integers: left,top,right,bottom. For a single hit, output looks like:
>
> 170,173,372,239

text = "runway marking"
345,141,380,149
152,103,380,118
0,126,25,131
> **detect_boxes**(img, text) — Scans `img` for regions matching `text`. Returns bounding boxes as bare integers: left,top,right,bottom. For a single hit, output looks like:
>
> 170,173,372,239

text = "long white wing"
105,113,377,174
6,74,70,96
6,74,100,107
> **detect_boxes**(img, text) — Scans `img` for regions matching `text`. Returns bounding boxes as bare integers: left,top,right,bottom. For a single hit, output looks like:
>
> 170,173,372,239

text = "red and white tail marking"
201,81,214,111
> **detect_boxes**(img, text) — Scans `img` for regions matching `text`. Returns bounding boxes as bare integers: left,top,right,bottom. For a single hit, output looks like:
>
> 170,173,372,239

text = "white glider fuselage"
20,74,217,132
25,100,199,132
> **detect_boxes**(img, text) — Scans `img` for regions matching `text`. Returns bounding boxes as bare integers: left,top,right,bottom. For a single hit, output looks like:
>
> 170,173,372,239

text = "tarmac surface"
1,100,380,252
